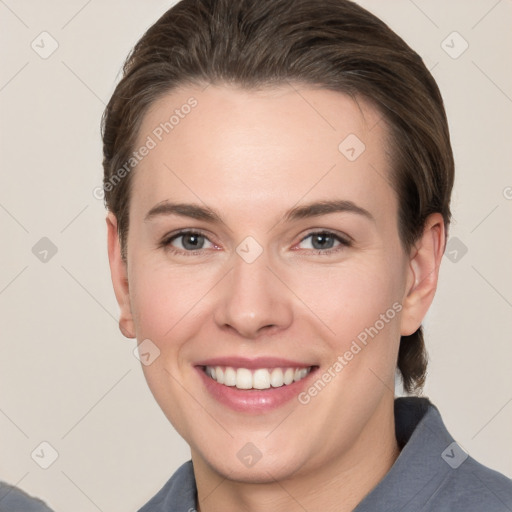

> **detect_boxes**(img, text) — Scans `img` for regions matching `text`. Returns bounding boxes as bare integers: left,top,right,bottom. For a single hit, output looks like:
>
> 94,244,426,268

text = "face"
108,83,437,483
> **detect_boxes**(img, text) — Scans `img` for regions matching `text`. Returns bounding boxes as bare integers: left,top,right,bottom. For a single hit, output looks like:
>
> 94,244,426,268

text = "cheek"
288,258,404,341
286,256,406,397
128,260,216,345
128,262,220,434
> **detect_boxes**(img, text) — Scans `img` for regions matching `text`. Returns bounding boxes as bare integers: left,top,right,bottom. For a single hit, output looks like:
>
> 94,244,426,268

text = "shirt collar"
354,397,456,511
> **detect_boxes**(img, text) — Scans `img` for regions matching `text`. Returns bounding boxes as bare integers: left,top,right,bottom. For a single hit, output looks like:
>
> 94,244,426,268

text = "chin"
194,439,315,484
209,455,304,484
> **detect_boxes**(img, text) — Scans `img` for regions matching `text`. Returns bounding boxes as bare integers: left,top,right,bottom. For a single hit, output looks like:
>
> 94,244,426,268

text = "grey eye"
299,232,347,251
167,232,214,251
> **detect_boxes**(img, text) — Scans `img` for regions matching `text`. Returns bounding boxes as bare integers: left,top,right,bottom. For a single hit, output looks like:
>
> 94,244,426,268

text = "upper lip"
195,357,315,369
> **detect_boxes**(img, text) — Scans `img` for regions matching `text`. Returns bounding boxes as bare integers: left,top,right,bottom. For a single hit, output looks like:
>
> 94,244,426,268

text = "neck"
193,395,400,512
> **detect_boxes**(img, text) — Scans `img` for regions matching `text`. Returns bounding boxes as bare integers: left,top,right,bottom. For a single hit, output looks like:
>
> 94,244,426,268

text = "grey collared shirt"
138,397,512,511
0,483,55,512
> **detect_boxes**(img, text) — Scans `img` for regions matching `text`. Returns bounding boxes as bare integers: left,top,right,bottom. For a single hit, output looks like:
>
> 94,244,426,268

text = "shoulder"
431,454,512,511
400,397,512,511
361,397,512,512
0,482,54,512
137,460,196,512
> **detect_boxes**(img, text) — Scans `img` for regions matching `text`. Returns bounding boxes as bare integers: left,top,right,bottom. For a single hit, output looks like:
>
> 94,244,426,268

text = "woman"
101,0,512,510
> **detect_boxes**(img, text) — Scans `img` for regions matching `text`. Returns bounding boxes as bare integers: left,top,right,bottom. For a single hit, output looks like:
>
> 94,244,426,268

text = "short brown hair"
101,0,454,393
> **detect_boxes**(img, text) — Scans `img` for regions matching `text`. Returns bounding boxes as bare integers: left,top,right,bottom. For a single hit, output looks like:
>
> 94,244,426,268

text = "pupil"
312,234,333,250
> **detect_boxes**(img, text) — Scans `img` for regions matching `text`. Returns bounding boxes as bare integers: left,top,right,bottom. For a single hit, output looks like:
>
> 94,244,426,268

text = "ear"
106,212,135,339
400,213,446,336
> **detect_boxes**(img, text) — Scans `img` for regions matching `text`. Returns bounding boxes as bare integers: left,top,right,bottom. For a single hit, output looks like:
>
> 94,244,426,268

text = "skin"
107,83,445,512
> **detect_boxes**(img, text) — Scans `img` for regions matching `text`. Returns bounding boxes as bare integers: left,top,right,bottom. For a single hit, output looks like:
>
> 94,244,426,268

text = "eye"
161,230,216,254
296,231,351,253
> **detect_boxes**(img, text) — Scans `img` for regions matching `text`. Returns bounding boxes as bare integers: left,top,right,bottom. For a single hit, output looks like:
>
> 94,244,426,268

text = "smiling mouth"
202,365,315,390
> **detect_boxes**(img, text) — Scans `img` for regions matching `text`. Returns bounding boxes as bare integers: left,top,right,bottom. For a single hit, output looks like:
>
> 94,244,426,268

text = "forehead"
131,83,395,226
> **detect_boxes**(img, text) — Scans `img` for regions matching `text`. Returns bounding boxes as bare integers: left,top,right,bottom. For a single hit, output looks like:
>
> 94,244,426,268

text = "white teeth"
294,368,308,382
204,365,312,389
270,368,284,387
253,369,271,389
215,367,225,385
283,368,295,385
236,368,253,389
224,367,236,386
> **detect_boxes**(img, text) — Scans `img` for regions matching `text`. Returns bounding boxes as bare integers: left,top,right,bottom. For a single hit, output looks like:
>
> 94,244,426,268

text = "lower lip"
196,367,316,413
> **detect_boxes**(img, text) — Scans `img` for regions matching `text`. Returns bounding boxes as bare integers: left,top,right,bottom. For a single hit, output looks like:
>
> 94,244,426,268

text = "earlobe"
400,213,446,336
106,212,136,339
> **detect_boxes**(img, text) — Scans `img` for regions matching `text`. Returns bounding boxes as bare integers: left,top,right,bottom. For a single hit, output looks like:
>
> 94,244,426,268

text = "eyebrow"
144,199,374,224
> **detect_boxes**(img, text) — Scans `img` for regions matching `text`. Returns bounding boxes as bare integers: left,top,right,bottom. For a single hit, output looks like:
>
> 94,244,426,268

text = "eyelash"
159,229,352,257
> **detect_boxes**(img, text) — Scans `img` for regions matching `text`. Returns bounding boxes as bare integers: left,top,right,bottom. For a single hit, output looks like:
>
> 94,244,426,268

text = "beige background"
1,0,511,510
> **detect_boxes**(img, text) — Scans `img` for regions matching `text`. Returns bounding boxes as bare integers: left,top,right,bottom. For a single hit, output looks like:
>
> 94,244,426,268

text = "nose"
213,249,293,340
